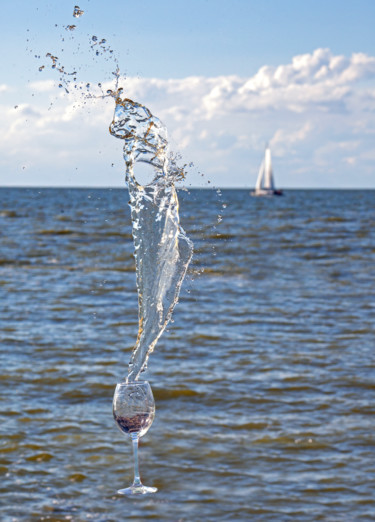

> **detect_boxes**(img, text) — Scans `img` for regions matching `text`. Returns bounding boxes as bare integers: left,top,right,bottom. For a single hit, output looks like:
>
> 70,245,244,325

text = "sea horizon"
1,185,375,190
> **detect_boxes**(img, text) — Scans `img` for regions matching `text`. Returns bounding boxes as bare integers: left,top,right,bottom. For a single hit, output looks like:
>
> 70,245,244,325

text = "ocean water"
1,187,375,521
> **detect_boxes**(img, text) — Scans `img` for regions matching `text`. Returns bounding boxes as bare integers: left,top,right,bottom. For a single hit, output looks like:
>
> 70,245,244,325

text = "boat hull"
250,189,283,197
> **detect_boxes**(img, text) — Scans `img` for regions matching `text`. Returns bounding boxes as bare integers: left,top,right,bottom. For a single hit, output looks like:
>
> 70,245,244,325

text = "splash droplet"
73,5,84,18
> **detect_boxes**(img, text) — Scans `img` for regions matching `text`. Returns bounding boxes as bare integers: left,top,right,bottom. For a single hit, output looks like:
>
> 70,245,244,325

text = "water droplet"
73,5,84,18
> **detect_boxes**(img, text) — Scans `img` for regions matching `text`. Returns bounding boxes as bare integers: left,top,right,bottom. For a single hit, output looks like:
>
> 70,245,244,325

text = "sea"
1,187,375,522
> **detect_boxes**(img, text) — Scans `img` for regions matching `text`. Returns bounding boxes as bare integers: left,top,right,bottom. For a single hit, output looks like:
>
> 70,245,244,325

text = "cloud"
28,80,58,92
201,48,375,115
270,122,313,153
94,48,375,131
1,48,375,187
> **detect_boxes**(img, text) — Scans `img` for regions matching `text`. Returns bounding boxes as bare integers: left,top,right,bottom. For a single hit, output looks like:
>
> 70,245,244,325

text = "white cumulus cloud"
28,80,58,92
1,48,375,188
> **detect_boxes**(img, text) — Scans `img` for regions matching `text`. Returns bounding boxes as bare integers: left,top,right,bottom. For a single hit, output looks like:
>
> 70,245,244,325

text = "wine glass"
112,381,157,495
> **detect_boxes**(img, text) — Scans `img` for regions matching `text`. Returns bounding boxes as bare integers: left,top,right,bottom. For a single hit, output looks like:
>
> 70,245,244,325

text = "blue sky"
1,0,375,187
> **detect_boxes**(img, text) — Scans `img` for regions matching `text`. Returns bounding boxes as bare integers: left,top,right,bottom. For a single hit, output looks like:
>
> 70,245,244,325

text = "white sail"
251,144,282,196
263,147,274,190
255,160,264,190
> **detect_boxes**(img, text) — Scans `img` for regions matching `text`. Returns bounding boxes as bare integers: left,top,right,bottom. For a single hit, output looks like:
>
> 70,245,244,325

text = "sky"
1,0,375,188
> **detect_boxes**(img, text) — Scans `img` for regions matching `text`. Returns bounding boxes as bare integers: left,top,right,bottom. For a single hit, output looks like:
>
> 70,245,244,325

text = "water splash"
34,2,117,98
29,6,193,381
73,5,84,18
37,31,117,97
109,86,193,382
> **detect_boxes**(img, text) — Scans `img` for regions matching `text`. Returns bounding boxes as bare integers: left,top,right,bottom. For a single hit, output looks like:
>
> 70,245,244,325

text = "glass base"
117,484,157,495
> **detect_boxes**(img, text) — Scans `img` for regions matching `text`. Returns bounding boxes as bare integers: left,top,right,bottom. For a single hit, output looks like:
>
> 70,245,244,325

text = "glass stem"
131,434,142,486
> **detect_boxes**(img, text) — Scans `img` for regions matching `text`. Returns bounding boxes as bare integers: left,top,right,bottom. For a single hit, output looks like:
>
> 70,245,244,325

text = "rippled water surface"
1,188,375,521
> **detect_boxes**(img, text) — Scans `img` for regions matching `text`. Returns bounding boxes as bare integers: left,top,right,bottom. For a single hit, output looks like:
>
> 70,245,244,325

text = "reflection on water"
1,188,375,521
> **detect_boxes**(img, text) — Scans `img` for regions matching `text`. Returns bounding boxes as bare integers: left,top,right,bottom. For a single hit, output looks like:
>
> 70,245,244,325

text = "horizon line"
1,185,375,191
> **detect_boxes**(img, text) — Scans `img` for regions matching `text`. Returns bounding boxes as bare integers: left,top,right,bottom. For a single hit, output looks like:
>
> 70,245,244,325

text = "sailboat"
251,145,283,196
